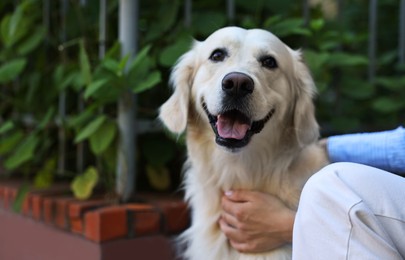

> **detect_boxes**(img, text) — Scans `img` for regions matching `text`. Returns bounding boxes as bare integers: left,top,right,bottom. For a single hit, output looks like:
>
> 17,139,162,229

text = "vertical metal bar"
117,0,138,202
58,0,68,175
368,0,378,83
77,2,88,174
399,0,405,65
227,0,235,25
184,0,192,28
302,0,310,27
99,0,107,59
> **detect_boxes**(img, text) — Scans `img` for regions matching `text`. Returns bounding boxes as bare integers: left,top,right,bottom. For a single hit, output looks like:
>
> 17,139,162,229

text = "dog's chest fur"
179,123,324,260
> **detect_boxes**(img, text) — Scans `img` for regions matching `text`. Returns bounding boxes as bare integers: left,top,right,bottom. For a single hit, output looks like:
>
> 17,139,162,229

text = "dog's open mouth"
202,101,275,150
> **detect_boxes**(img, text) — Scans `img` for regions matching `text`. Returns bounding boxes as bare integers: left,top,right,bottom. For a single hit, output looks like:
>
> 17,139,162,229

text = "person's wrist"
280,209,295,243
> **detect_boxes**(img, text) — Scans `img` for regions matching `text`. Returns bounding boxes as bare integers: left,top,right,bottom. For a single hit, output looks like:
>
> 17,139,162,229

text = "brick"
31,194,44,220
152,199,190,234
0,186,4,208
21,193,32,216
125,204,161,237
69,199,109,235
3,186,17,209
43,197,56,224
54,197,77,229
84,206,127,243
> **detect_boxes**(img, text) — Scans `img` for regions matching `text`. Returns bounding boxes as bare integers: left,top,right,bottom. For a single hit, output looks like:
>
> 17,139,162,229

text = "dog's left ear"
289,49,319,146
159,44,197,134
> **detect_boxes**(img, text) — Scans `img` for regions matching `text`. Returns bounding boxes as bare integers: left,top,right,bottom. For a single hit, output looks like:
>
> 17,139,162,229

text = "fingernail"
225,190,233,196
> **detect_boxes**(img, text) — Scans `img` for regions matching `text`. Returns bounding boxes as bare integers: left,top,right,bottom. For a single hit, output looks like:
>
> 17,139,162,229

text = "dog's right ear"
159,45,197,134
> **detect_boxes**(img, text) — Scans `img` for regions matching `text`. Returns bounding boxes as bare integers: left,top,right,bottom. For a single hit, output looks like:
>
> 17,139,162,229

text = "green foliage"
0,0,404,196
71,167,99,200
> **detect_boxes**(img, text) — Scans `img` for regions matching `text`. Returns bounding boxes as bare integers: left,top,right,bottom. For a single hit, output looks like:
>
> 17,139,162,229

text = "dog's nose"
222,72,254,97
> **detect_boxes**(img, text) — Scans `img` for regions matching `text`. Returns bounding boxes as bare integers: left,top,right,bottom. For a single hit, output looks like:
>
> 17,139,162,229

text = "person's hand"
219,190,295,253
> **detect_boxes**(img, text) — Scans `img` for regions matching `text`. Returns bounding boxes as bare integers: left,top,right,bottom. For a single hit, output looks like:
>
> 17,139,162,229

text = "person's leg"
293,162,405,260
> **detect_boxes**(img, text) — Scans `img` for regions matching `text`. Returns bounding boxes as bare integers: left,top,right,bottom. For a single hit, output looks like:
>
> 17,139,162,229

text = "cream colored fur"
160,27,328,260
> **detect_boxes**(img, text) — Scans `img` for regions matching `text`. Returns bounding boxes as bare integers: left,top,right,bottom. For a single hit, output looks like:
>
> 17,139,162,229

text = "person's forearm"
327,126,405,173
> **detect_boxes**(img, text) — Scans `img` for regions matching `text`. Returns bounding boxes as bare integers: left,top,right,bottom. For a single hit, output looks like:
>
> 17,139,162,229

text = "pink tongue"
216,115,250,140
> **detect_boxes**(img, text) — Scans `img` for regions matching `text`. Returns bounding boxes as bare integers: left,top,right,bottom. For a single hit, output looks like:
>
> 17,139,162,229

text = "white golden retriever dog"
160,27,328,260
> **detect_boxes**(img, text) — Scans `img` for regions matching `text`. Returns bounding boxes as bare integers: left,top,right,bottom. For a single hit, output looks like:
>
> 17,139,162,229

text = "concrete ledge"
0,208,176,260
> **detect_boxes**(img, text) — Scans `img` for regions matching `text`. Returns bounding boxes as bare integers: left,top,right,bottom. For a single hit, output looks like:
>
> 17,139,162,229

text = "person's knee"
299,163,351,204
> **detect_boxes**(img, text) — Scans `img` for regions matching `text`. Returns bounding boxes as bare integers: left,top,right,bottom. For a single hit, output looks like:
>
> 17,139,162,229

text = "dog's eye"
260,56,278,69
209,49,227,62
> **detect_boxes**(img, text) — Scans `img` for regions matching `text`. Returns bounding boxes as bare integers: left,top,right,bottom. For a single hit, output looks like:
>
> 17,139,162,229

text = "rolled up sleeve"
327,126,405,174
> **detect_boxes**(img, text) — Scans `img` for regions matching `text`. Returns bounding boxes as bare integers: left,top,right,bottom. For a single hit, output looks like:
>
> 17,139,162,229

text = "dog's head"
160,27,318,151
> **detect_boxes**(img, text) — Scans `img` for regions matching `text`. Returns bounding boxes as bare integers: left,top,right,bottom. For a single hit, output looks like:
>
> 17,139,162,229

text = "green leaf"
127,45,152,73
67,105,97,128
372,97,405,114
310,18,325,31
89,120,116,155
146,164,171,191
159,37,192,67
375,76,405,91
327,53,368,67
131,71,161,94
0,58,27,83
37,107,55,130
118,54,130,72
74,115,106,143
84,78,109,99
12,183,30,213
101,58,121,76
0,131,23,155
0,120,14,134
105,41,121,59
266,18,310,37
0,15,12,45
71,166,99,200
80,40,92,86
17,26,45,55
4,134,39,170
341,79,375,100
34,158,56,189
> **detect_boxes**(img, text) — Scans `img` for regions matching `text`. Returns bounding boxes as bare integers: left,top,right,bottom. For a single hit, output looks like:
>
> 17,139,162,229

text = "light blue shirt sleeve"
327,126,405,174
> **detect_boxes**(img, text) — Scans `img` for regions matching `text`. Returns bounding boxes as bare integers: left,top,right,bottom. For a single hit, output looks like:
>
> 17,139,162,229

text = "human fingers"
218,216,244,242
223,190,255,202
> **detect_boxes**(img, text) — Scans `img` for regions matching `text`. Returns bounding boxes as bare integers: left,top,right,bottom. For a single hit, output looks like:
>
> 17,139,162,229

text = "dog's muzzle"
202,72,275,151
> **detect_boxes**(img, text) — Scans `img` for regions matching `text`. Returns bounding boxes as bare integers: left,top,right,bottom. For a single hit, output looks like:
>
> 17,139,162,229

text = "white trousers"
293,162,405,260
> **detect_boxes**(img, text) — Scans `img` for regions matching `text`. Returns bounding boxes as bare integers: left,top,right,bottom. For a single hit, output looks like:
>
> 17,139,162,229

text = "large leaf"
12,183,30,213
0,58,27,83
327,52,368,67
341,79,375,100
84,78,109,99
131,71,161,94
4,134,39,170
372,97,405,114
71,166,99,200
34,158,56,189
37,107,55,130
146,165,171,191
0,130,23,155
159,36,192,67
127,45,152,74
17,26,45,55
375,76,405,91
80,40,92,86
89,120,117,155
0,120,14,134
266,18,311,37
74,115,106,143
